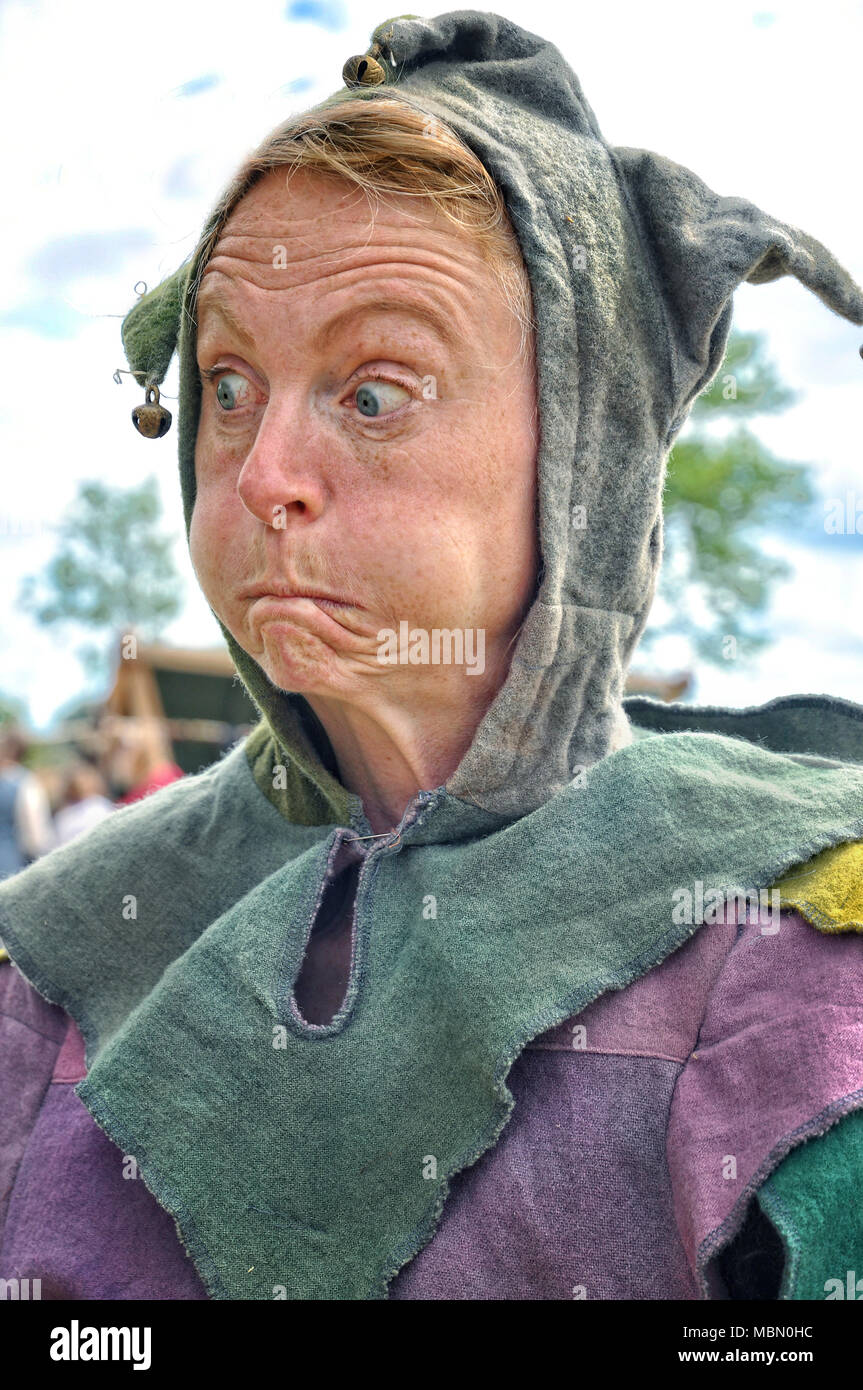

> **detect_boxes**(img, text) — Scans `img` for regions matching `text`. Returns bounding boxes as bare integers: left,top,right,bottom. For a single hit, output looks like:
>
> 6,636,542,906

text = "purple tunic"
3,899,861,1299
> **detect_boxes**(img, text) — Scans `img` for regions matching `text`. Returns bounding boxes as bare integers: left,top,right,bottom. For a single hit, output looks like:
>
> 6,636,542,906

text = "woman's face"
190,167,539,710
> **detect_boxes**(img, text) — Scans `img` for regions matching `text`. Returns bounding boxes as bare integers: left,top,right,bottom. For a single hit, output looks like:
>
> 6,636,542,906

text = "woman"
1,11,862,1301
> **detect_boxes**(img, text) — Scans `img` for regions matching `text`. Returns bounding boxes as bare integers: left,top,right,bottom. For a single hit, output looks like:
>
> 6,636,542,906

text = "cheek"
188,501,206,579
432,408,517,522
188,507,215,605
480,376,537,511
189,482,235,596
191,433,245,566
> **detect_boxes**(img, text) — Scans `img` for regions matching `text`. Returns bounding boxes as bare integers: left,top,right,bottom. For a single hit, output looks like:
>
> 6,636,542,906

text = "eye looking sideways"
199,362,416,423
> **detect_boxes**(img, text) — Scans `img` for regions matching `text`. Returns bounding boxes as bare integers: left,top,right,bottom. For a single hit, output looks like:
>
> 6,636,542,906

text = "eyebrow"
312,296,458,352
195,296,257,354
195,290,458,358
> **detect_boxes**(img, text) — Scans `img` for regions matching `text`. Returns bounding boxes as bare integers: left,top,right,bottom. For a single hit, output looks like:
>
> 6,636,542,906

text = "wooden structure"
624,669,693,702
103,636,259,773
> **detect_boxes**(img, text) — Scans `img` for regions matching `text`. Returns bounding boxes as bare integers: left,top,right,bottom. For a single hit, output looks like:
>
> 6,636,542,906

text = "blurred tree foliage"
0,692,28,728
641,329,816,665
18,476,182,678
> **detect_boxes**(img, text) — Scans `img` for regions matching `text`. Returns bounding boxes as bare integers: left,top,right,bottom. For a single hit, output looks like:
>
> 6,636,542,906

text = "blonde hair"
189,95,536,360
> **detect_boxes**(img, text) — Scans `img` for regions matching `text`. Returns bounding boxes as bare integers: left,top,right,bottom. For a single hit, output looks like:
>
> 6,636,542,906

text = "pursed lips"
243,584,360,609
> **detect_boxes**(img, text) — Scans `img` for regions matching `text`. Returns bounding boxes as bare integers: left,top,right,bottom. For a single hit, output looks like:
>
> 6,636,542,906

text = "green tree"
19,476,183,678
0,691,28,728
641,330,816,665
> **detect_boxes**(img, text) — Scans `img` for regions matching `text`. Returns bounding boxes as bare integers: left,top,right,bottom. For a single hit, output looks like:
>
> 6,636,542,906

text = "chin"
255,623,342,696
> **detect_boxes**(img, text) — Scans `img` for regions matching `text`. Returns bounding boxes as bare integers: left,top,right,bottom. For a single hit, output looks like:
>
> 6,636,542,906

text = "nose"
236,401,327,529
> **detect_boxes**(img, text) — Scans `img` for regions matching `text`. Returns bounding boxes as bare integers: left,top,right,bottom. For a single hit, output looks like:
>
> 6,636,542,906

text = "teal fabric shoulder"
757,1108,863,1300
622,692,863,766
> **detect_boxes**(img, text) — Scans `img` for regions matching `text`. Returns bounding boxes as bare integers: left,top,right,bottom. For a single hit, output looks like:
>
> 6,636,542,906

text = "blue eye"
355,380,411,418
215,372,252,411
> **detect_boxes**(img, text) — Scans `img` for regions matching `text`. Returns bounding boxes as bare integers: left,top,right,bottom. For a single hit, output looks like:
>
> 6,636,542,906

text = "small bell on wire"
132,384,172,439
342,37,389,88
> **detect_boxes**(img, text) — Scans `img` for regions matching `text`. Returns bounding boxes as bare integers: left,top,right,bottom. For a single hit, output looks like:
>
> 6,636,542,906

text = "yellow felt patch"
770,839,863,934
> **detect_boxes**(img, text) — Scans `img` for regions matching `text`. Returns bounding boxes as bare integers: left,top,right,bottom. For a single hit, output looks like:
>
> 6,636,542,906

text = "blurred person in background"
98,714,184,806
0,728,55,881
53,760,115,847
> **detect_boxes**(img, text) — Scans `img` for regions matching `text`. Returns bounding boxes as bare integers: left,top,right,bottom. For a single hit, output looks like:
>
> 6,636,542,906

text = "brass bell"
132,384,172,439
342,45,387,88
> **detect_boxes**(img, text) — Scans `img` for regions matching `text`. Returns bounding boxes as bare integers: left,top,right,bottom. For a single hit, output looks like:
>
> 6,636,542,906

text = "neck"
306,643,513,836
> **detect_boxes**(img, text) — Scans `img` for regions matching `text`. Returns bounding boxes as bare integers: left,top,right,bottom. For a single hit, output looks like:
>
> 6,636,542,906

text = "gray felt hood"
121,9,863,820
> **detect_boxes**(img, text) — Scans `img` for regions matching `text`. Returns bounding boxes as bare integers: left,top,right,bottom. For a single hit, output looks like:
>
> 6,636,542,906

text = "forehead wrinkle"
206,171,496,315
215,184,465,250
196,261,476,358
206,227,483,286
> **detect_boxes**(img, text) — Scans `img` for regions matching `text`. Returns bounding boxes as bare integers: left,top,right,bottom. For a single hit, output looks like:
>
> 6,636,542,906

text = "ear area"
120,262,189,388
612,146,863,428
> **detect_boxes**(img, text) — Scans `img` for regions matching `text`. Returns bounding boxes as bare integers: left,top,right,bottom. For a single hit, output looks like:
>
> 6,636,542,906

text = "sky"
1,0,861,729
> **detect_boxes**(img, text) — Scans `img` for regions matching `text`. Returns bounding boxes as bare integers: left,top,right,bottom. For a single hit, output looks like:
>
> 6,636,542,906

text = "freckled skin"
191,167,539,832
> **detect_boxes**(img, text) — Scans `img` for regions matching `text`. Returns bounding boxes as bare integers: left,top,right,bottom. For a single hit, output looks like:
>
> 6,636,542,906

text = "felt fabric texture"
668,901,863,1296
757,1110,863,1300
772,838,863,933
0,958,67,1233
749,839,863,1299
623,692,863,767
2,11,863,1301
2,859,861,1300
3,714,863,1299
